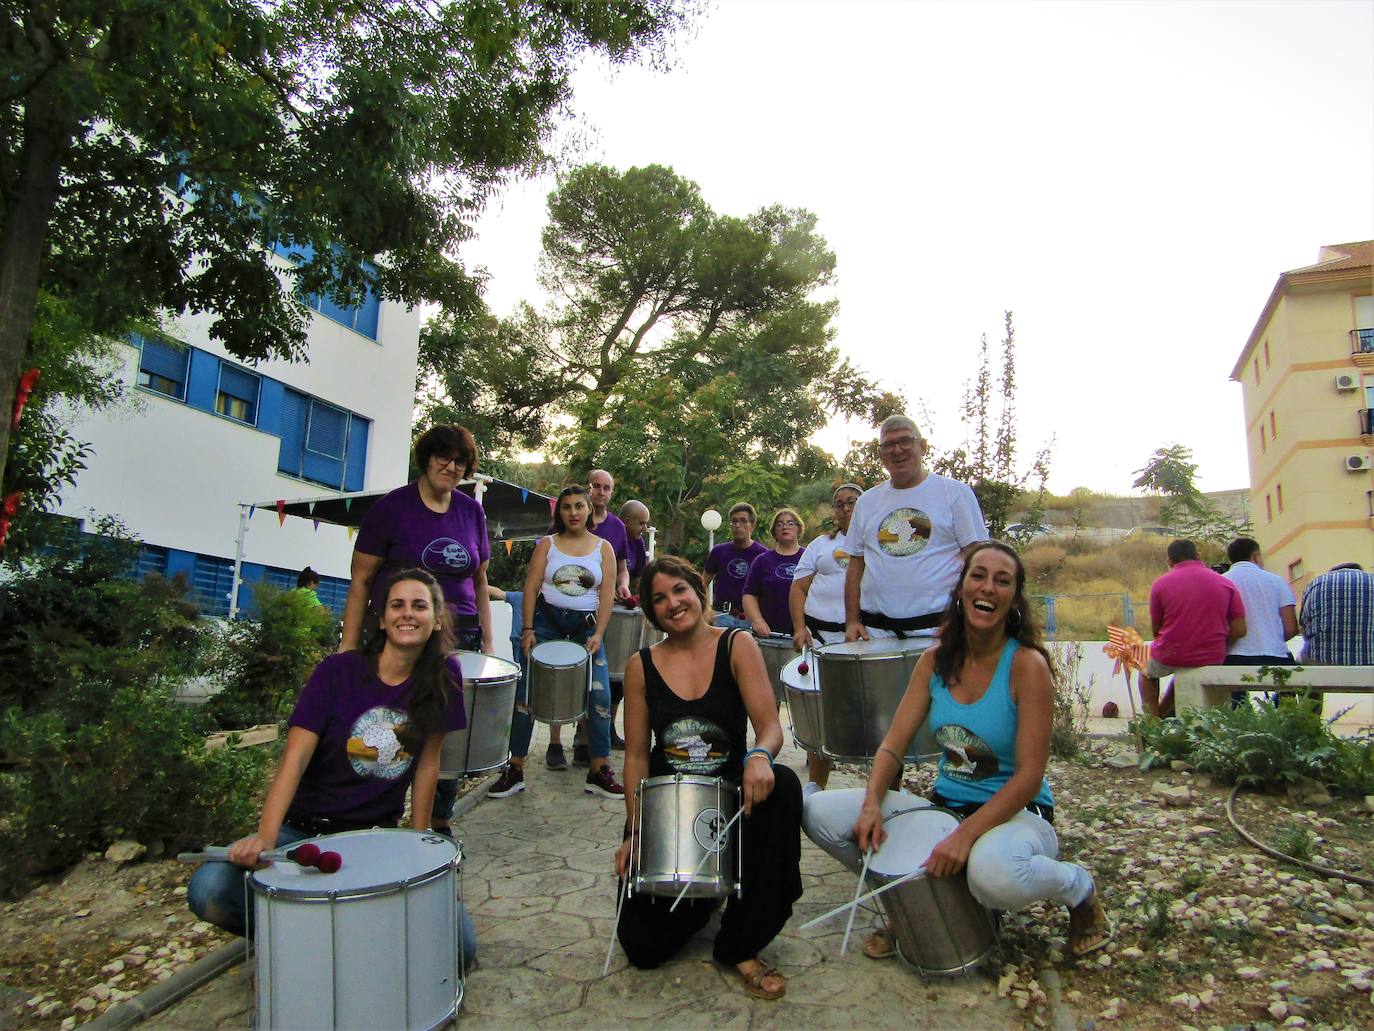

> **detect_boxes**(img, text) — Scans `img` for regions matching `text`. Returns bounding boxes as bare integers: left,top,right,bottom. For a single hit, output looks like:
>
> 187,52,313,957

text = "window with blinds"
216,364,260,424
135,335,190,400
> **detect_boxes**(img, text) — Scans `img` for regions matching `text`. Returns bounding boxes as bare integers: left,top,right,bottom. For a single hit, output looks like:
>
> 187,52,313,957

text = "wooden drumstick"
799,867,925,931
668,807,744,913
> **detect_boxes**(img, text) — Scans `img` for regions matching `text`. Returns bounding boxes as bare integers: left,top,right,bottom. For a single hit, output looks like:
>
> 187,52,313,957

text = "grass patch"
1272,822,1316,862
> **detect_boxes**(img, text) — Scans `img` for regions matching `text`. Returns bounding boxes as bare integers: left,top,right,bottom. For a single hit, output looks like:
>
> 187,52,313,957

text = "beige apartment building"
1230,241,1373,595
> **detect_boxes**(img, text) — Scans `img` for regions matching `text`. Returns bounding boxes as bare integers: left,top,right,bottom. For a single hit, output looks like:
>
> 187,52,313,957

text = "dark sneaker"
584,765,625,799
545,744,567,771
488,764,526,799
572,743,590,767
611,731,626,751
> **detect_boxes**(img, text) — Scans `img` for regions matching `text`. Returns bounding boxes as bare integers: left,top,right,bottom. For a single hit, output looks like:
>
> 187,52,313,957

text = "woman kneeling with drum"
188,569,477,965
802,542,1110,960
614,556,803,1001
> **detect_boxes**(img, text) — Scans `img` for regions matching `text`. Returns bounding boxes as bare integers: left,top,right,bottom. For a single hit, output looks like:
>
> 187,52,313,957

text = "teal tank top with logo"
929,639,1053,809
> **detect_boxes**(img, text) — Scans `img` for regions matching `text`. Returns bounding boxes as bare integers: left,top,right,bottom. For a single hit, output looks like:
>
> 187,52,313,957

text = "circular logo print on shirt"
421,537,472,573
727,557,752,579
693,808,731,853
660,716,731,775
832,548,851,569
552,563,596,597
776,562,799,579
935,723,999,782
876,507,932,557
346,706,413,780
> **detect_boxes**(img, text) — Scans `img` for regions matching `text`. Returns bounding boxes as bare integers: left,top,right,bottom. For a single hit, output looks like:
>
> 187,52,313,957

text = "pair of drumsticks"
176,842,343,872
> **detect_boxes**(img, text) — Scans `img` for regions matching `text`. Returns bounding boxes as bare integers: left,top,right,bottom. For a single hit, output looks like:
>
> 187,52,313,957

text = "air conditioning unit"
1335,373,1358,392
1346,455,1373,472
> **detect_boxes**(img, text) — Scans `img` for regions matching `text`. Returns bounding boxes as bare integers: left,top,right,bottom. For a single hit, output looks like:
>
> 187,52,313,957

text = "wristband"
521,627,535,636
744,747,774,768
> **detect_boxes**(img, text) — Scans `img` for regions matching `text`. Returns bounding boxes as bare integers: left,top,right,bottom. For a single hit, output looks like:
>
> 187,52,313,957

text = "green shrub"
1048,642,1092,759
1132,694,1374,795
204,582,335,729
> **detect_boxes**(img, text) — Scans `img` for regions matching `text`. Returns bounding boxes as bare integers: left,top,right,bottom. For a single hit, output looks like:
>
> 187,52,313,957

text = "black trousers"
616,764,803,968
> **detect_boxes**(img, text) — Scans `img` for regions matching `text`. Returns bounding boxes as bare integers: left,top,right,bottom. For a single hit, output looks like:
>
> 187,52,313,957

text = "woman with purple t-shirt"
188,569,476,964
341,424,491,834
742,509,805,638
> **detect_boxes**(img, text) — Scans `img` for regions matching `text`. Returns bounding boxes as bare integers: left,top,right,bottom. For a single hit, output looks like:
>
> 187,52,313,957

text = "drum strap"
803,614,845,634
284,812,396,837
928,791,1054,824
859,609,944,635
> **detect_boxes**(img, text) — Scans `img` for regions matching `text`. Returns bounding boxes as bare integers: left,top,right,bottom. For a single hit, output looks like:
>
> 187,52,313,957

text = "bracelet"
744,747,774,768
520,627,535,636
878,745,904,766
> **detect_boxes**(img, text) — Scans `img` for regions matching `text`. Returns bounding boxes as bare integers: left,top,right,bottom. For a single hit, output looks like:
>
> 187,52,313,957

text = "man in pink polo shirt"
1140,539,1247,716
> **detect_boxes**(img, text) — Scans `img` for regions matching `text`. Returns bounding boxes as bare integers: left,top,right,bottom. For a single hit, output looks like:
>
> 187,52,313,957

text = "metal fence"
1027,593,1149,640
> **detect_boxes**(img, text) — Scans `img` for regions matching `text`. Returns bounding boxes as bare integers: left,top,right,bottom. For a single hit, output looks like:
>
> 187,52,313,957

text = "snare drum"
781,654,823,752
631,774,741,900
528,639,589,725
755,634,793,705
814,639,939,763
251,830,464,1028
439,651,519,778
603,607,645,682
868,807,997,976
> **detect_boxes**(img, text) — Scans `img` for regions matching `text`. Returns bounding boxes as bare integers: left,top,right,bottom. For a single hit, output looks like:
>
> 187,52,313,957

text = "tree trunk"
0,77,71,491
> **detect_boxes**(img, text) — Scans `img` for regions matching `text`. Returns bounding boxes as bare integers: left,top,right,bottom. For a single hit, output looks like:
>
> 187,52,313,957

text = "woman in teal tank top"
802,542,1111,960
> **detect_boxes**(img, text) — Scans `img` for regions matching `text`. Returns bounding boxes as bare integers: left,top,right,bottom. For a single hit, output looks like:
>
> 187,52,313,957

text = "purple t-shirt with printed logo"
288,652,466,827
705,541,770,611
743,549,802,633
355,482,490,619
591,510,629,563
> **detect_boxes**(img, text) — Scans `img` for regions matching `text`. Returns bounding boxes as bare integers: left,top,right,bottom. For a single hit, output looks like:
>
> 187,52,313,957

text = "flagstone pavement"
146,722,1018,1029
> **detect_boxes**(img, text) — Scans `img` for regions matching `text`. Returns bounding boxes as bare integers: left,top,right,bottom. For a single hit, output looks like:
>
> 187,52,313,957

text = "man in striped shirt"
1300,563,1374,665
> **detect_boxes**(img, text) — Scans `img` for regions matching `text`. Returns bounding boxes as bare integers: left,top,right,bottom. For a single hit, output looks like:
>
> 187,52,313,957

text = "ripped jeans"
509,598,612,761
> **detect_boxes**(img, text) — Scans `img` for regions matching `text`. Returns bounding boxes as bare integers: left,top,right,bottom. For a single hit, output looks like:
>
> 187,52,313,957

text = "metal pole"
706,528,715,607
228,504,249,620
647,524,657,560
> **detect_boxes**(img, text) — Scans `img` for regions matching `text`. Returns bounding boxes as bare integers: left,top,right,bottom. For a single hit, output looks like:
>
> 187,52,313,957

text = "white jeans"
802,788,1094,911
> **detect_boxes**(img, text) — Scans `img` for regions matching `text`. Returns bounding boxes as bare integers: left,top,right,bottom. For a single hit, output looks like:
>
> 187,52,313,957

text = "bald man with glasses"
844,416,986,641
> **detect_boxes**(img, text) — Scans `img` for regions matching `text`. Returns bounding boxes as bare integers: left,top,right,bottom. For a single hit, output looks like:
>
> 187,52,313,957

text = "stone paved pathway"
147,721,1018,1029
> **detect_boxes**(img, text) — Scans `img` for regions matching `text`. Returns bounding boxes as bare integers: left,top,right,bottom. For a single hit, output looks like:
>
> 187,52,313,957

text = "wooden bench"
1173,665,1374,714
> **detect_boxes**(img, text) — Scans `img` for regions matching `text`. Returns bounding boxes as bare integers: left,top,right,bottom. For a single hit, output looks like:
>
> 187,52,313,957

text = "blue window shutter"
354,289,380,340
316,292,356,330
137,546,169,580
185,350,219,411
278,389,307,476
218,365,259,402
344,415,369,490
257,377,285,434
192,555,235,617
137,337,190,396
306,402,347,459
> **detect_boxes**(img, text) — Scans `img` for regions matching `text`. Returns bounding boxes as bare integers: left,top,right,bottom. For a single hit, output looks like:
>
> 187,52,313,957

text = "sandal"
861,928,895,960
1068,894,1112,957
734,960,786,1001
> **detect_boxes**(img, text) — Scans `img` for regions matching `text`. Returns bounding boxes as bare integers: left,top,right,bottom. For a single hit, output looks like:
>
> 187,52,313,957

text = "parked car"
1005,522,1052,540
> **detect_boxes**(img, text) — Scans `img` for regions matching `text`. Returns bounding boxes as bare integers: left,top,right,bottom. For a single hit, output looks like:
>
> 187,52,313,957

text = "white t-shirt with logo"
844,474,986,624
795,533,856,625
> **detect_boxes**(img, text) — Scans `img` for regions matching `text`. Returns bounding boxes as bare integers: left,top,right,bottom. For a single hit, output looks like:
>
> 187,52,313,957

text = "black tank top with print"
641,628,747,784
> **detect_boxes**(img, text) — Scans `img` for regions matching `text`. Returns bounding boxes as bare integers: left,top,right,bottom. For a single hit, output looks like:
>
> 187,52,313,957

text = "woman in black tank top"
613,556,803,1001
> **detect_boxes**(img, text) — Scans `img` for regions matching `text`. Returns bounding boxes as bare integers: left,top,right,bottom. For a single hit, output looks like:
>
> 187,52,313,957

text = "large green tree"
420,162,888,549
1132,443,1248,546
0,0,691,497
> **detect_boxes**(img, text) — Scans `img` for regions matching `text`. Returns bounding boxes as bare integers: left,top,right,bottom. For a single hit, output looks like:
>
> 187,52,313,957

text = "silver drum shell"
603,607,644,681
631,774,740,900
814,639,940,762
527,640,589,725
780,655,823,753
439,652,519,778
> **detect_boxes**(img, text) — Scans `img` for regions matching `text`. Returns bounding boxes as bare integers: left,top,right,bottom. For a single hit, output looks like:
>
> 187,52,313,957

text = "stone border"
87,771,500,1029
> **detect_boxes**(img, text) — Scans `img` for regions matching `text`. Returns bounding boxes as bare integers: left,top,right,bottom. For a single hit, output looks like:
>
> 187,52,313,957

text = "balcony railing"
1354,328,1374,355
1363,408,1374,436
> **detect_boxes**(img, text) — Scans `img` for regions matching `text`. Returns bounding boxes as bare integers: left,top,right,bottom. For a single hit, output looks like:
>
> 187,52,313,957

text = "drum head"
755,635,793,651
816,638,930,659
455,650,520,684
251,829,459,897
781,655,817,692
531,640,588,668
869,807,960,878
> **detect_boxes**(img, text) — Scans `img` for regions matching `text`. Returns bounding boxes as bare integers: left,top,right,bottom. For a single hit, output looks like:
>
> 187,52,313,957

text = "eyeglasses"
432,455,466,470
775,520,801,528
833,498,857,510
879,435,919,453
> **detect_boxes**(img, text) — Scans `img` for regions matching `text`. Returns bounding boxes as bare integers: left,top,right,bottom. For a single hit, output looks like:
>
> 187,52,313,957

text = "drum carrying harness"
858,609,944,638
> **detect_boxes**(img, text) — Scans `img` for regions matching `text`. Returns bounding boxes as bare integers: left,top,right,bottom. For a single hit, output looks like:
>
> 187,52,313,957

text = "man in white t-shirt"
1223,537,1298,707
844,416,987,640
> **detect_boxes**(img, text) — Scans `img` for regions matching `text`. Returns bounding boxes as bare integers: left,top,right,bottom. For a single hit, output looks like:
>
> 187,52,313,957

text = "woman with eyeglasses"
741,508,806,638
340,424,493,834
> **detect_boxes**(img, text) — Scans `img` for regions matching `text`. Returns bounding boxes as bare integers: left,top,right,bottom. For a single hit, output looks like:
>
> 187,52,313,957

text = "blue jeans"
508,596,611,760
433,624,484,823
186,825,478,969
712,611,751,631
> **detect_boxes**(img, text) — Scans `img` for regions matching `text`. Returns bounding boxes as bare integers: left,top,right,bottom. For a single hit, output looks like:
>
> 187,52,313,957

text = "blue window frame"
277,388,369,490
216,363,260,425
137,545,169,580
271,240,381,341
134,335,190,400
192,555,236,617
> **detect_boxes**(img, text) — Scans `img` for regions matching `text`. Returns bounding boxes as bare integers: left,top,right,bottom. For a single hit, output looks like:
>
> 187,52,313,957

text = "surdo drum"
250,830,464,1029
814,638,940,763
603,607,646,682
527,639,590,725
630,774,741,900
780,654,823,752
439,651,519,778
753,634,793,706
867,807,997,976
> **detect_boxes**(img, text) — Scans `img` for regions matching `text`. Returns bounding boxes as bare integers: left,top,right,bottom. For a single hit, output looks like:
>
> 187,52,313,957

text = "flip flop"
862,929,895,960
1068,894,1113,958
734,962,786,1000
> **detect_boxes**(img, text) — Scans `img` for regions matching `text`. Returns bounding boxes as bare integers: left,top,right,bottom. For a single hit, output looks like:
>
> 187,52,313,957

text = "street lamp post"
700,509,722,607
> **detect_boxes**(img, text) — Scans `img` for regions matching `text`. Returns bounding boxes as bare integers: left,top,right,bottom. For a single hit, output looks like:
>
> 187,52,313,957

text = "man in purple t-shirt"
588,469,631,600
621,499,651,590
704,502,770,631
1140,539,1247,716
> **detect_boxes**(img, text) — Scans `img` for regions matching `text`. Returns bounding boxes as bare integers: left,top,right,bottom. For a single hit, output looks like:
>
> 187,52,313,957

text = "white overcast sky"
457,0,1374,495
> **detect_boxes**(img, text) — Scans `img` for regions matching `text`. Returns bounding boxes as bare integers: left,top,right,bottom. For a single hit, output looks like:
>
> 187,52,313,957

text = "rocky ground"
2,742,1371,1030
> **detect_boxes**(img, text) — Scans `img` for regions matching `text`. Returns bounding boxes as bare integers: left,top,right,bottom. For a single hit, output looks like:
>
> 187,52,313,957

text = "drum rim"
813,639,932,657
637,772,741,791
866,804,962,879
249,829,460,898
451,649,521,682
530,640,591,666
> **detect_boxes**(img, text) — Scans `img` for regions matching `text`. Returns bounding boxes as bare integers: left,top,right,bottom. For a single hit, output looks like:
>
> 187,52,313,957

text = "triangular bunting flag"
344,497,352,511
276,499,286,526
346,526,356,541
308,501,316,514
313,519,320,532
548,497,556,515
504,539,513,555
520,488,528,503
248,505,256,519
